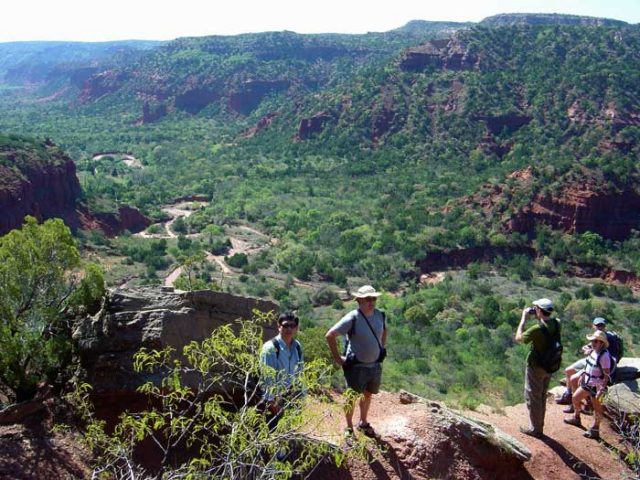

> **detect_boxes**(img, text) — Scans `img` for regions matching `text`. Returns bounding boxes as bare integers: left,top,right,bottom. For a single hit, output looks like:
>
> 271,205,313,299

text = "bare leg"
592,395,604,431
564,367,576,392
359,391,373,425
569,371,582,394
569,387,589,424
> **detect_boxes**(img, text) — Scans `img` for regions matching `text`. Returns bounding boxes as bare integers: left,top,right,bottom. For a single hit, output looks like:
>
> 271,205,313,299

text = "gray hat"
592,317,606,326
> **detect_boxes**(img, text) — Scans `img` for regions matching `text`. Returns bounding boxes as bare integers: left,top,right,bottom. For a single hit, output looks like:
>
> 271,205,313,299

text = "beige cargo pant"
524,365,552,433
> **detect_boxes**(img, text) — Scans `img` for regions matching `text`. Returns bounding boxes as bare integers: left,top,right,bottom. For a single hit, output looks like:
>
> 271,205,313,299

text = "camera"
526,307,536,315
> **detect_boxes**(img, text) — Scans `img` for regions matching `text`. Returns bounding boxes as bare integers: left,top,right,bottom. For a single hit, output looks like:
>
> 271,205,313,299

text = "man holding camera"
515,298,560,438
326,285,387,438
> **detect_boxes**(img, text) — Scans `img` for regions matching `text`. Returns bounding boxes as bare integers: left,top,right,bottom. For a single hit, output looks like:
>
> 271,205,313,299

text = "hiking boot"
563,416,582,428
583,428,600,440
357,422,377,438
555,390,572,405
519,426,543,438
562,405,575,414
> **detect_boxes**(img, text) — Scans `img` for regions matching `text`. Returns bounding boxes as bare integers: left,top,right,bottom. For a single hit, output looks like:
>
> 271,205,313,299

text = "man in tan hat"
563,329,611,440
515,298,560,438
326,285,387,439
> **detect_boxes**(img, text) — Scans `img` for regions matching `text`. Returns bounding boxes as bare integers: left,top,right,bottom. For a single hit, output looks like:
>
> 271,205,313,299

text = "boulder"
73,287,278,394
605,358,640,417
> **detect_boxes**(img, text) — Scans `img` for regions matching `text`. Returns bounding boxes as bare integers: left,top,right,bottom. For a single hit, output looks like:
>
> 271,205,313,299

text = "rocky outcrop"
400,38,479,72
313,392,531,479
174,87,220,114
73,287,278,394
371,101,397,141
416,246,536,273
78,205,151,236
242,112,278,138
297,112,334,140
508,183,640,241
79,70,128,102
227,80,290,115
0,153,81,236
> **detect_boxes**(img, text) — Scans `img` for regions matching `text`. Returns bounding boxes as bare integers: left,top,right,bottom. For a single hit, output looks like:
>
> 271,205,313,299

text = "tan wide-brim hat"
353,285,381,298
586,329,609,348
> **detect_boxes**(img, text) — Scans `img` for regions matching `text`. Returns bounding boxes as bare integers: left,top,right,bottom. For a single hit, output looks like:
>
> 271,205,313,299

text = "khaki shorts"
343,363,382,394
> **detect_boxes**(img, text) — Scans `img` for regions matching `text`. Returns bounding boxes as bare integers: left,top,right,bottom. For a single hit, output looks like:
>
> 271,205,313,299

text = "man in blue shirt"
326,285,387,438
260,312,304,419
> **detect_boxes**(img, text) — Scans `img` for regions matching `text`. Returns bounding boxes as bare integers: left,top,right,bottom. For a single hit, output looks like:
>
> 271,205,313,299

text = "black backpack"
606,331,623,362
536,319,563,373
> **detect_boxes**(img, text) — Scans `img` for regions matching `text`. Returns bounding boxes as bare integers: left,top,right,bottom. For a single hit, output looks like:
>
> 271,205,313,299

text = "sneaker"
562,405,575,414
583,428,600,440
519,426,543,438
563,416,582,428
555,390,572,405
357,422,377,438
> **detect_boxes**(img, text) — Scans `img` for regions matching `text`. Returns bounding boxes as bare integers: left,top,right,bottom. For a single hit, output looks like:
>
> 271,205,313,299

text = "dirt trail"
464,393,630,479
314,390,632,479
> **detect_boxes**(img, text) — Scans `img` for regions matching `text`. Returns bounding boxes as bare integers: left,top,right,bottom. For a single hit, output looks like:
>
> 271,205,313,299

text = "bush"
73,314,359,479
0,217,105,402
227,252,249,268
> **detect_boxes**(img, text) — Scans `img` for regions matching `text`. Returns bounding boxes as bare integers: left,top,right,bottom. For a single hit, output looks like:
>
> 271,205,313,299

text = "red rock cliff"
0,153,81,235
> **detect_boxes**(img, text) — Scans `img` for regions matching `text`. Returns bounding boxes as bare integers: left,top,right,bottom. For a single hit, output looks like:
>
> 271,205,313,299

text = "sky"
3,0,639,42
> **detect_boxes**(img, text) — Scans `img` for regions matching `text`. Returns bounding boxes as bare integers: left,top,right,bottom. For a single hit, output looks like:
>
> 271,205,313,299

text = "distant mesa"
479,13,628,27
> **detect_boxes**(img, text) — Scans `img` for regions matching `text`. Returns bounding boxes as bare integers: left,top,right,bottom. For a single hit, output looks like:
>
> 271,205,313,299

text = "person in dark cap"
515,298,560,438
326,285,387,439
556,316,622,407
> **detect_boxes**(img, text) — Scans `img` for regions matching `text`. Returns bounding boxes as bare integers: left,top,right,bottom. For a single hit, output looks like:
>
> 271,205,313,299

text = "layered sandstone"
0,142,81,235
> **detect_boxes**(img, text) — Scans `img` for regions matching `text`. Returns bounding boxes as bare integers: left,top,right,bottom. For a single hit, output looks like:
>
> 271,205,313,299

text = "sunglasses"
280,323,298,329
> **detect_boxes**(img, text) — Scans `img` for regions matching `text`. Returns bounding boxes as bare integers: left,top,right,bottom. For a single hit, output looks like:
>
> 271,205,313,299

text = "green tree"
0,217,105,402
74,313,361,479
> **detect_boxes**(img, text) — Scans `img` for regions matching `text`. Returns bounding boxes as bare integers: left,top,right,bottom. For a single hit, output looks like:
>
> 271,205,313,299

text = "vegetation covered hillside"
0,15,639,407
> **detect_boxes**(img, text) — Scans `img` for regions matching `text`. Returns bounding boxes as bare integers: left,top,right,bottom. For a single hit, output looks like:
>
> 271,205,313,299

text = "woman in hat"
563,329,611,440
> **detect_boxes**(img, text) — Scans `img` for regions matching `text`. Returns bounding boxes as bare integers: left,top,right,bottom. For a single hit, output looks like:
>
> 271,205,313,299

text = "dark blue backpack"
606,331,623,362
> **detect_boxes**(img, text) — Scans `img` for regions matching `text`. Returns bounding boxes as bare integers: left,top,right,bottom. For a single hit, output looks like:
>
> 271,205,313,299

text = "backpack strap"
272,337,303,362
271,338,281,359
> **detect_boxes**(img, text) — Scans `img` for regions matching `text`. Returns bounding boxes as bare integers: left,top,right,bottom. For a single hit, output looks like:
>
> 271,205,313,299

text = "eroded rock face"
242,112,278,138
509,184,640,241
227,79,290,115
73,287,278,394
400,38,479,72
79,70,128,102
78,205,151,236
297,112,334,140
174,88,220,114
0,158,81,236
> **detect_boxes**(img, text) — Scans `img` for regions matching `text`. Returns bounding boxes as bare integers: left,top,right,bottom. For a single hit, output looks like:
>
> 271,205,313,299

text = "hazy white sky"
3,0,639,42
